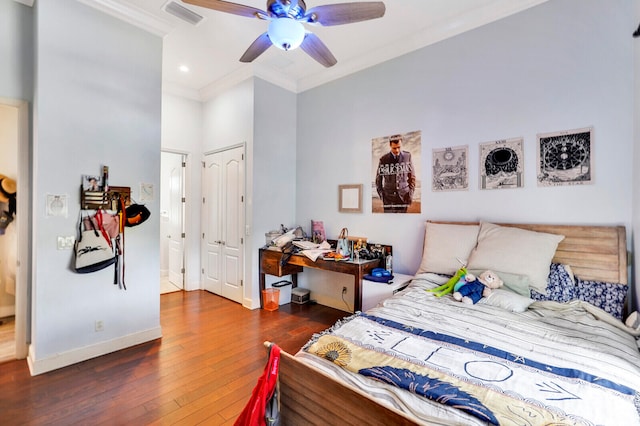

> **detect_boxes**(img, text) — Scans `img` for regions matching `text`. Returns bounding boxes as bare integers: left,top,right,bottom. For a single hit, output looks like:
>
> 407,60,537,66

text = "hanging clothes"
235,343,281,426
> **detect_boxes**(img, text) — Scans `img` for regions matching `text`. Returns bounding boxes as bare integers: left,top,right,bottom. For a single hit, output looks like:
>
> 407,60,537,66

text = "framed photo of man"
371,130,421,214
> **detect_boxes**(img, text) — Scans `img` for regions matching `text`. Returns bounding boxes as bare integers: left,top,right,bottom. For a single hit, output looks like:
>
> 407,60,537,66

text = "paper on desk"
293,240,320,250
301,241,332,261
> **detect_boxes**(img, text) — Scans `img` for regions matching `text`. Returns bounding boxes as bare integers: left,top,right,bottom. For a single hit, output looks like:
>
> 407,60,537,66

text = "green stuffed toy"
427,267,467,297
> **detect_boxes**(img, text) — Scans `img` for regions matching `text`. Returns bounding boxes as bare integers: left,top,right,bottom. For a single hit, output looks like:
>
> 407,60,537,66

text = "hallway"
0,315,14,363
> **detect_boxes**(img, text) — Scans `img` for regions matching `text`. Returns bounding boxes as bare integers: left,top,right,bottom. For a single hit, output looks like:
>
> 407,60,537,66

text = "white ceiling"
80,0,548,99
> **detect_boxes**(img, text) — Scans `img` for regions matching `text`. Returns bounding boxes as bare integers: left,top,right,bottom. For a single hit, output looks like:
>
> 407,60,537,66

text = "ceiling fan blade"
300,33,337,67
239,33,273,62
182,0,267,19
304,2,385,26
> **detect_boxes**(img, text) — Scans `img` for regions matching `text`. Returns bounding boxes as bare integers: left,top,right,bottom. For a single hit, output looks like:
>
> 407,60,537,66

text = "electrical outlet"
342,286,347,295
95,320,104,332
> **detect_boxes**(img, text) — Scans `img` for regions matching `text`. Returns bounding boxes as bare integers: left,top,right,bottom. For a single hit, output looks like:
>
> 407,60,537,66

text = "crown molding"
12,0,34,6
198,66,255,101
162,81,202,102
76,0,173,37
296,0,549,92
197,64,297,101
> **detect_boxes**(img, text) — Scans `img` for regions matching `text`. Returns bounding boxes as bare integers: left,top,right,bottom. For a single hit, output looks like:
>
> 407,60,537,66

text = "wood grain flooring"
0,290,348,425
0,316,15,363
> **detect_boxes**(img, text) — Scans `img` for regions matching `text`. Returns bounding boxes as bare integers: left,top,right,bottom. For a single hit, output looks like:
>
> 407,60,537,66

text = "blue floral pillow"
575,278,628,320
530,263,576,303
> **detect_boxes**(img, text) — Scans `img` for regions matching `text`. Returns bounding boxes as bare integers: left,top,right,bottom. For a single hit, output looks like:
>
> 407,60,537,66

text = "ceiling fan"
182,0,386,67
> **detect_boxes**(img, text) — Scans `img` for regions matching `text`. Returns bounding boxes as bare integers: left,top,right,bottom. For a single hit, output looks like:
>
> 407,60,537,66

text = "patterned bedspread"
299,273,640,425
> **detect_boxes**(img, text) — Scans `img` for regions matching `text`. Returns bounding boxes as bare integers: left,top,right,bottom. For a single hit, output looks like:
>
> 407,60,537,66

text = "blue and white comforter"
298,273,640,425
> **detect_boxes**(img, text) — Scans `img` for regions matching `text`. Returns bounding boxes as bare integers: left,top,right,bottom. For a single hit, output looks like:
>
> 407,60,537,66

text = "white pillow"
466,222,564,293
468,269,531,297
480,289,534,313
417,222,479,275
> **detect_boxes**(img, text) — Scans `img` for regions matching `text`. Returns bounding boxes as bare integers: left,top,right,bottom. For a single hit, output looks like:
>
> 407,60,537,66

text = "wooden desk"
259,248,384,312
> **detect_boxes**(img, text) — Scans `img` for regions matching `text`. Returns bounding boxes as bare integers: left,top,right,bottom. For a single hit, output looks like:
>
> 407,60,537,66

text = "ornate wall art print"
432,145,468,191
371,130,421,214
479,137,524,190
537,127,593,186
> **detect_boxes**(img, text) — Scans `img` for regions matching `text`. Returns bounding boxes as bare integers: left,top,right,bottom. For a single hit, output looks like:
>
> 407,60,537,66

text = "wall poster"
479,137,524,190
432,145,468,191
371,130,421,214
537,127,593,186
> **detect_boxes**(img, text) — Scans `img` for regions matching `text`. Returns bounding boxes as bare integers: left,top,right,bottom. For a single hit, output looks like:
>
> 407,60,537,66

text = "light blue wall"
252,78,297,306
30,0,162,373
296,0,634,284
162,93,203,291
201,78,297,308
0,1,33,101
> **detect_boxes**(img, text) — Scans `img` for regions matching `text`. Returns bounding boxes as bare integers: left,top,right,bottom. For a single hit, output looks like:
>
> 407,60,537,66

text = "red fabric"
83,210,119,239
234,344,281,426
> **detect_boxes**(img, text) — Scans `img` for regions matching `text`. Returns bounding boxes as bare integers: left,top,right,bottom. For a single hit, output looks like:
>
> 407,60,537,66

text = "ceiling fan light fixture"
268,18,305,51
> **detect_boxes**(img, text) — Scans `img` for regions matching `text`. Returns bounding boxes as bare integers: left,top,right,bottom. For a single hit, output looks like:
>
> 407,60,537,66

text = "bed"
271,221,640,425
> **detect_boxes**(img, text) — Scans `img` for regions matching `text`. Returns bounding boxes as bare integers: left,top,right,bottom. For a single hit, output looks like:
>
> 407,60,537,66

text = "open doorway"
0,98,28,362
160,151,185,294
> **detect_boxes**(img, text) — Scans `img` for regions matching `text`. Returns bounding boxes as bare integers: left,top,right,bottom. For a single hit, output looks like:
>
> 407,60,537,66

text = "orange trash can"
262,288,280,311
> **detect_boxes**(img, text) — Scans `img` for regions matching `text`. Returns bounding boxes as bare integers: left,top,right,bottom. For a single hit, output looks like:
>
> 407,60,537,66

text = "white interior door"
202,146,244,303
167,154,184,288
202,156,222,294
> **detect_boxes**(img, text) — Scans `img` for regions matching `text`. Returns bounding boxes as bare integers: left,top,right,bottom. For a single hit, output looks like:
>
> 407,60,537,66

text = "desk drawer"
261,250,303,276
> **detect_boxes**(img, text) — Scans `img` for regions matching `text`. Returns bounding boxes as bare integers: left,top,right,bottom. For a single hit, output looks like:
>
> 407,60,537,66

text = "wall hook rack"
81,186,131,210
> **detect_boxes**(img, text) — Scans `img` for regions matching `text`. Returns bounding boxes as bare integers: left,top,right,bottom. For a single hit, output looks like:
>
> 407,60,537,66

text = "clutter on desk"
265,224,306,248
298,241,332,261
264,222,392,267
336,227,350,257
311,220,325,243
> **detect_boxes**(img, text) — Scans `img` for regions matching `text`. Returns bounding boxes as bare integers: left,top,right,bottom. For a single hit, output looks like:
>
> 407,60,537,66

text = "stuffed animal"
454,272,476,292
427,267,467,297
453,270,503,304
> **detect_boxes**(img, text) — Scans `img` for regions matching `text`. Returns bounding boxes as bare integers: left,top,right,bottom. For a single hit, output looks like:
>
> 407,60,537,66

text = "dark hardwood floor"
0,291,348,425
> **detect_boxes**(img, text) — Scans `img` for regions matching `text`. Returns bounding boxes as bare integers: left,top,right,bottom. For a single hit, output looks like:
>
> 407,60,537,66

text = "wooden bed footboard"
277,348,418,425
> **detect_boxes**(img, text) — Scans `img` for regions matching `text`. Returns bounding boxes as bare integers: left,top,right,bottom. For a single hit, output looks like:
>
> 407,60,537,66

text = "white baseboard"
26,326,163,376
244,296,259,310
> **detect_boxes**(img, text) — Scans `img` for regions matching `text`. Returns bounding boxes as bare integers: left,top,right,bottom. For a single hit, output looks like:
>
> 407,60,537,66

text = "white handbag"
75,214,116,273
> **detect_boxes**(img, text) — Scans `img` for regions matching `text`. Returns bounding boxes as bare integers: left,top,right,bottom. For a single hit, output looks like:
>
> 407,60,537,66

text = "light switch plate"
57,236,75,250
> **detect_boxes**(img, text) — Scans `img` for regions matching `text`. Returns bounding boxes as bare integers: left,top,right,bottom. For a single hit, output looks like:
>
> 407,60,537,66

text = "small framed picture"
82,175,102,191
537,126,593,186
338,184,363,213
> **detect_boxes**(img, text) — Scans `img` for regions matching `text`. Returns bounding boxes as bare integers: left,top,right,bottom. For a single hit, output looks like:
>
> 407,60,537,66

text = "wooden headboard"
429,222,628,285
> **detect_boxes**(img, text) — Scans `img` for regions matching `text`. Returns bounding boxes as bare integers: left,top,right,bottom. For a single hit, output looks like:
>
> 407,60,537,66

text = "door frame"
0,97,29,359
161,149,190,291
